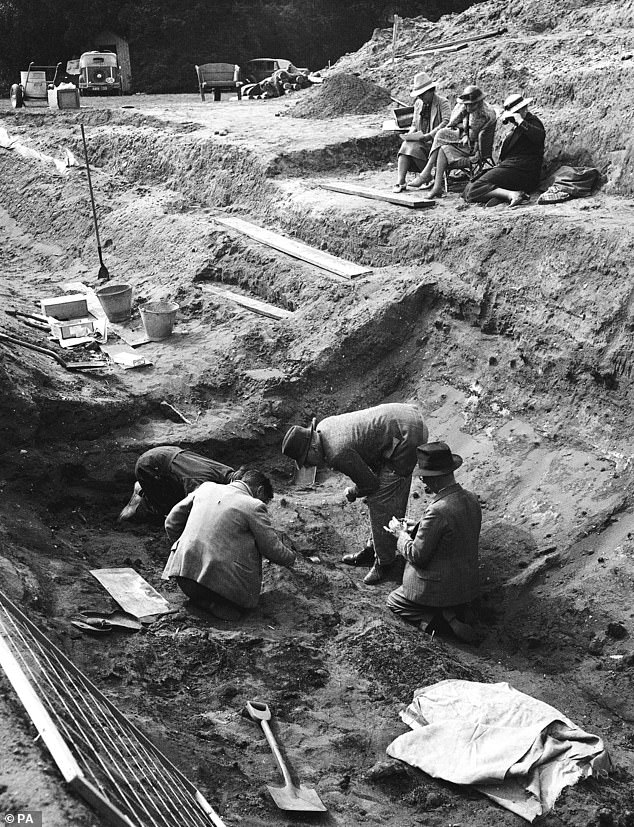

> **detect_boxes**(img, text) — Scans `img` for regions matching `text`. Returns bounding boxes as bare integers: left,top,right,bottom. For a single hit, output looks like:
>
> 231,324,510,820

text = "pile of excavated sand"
288,73,392,118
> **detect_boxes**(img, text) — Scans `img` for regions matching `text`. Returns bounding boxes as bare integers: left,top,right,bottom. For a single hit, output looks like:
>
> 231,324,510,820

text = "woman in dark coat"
463,93,545,207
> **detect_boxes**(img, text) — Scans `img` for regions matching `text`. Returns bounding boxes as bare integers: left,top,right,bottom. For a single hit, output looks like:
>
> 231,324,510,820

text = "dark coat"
464,112,546,202
396,483,481,606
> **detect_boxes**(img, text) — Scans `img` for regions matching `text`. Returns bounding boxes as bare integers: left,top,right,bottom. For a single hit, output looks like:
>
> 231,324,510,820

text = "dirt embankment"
2,2,634,825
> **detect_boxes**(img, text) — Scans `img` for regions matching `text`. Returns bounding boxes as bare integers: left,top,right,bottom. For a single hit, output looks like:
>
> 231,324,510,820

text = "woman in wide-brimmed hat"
409,84,497,199
393,71,451,193
463,92,545,207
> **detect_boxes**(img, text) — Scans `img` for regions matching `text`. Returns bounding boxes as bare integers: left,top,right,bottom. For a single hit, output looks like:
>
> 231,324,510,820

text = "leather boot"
363,562,394,585
341,544,375,567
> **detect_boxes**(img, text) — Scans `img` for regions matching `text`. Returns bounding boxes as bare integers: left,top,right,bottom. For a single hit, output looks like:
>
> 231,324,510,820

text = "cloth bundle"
387,679,611,821
538,165,600,204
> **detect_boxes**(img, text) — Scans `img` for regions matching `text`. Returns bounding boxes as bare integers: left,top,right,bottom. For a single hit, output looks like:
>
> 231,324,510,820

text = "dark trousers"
175,577,243,620
135,447,234,516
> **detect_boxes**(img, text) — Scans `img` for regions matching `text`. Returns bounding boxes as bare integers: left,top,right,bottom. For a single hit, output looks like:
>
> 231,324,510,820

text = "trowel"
245,701,327,812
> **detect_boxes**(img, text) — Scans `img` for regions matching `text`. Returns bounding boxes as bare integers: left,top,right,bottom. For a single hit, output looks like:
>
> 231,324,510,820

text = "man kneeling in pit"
162,469,296,621
384,442,481,642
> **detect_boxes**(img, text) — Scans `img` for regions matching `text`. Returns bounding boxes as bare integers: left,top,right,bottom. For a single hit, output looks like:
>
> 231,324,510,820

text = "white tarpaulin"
387,679,611,821
0,126,77,174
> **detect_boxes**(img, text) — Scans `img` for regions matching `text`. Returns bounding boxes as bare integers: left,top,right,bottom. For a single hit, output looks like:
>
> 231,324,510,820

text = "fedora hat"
503,93,533,114
410,71,436,98
416,442,463,476
281,418,316,467
456,84,485,104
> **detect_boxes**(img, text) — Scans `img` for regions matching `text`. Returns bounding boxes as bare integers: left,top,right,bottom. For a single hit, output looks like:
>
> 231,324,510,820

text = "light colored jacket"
163,480,295,608
318,403,428,498
410,93,451,138
397,483,481,606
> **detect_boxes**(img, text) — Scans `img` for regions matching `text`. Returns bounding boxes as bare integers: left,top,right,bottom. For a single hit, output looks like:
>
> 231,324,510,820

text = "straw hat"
456,85,485,104
503,93,533,113
416,442,463,476
409,71,436,98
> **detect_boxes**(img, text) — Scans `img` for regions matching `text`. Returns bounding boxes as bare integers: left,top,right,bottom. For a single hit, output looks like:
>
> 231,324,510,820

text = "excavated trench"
2,101,634,826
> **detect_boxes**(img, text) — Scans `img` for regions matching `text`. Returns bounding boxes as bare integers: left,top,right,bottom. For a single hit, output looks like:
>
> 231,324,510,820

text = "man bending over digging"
282,403,428,585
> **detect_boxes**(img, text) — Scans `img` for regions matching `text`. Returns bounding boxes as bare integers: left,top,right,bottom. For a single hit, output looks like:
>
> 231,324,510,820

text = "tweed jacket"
397,483,481,607
163,480,295,608
317,403,428,498
410,93,451,138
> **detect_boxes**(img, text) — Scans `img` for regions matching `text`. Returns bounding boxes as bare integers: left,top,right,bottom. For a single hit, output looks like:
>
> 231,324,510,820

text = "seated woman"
463,93,545,207
409,85,497,200
393,71,450,193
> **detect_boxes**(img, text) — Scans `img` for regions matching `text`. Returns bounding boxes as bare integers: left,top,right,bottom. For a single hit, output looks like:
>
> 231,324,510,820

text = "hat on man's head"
416,442,463,476
410,71,436,98
503,93,533,114
281,418,316,467
456,84,485,104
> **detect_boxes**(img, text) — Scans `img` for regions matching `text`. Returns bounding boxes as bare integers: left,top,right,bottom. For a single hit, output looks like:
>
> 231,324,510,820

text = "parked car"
244,58,308,84
78,51,122,95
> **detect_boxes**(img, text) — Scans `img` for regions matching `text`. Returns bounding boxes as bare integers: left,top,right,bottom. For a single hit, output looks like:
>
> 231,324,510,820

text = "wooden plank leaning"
399,26,508,59
213,214,371,280
320,181,436,209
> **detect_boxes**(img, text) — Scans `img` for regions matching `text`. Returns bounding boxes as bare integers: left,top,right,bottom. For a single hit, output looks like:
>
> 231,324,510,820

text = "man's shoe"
342,545,375,567
442,609,477,643
117,482,144,522
363,563,392,585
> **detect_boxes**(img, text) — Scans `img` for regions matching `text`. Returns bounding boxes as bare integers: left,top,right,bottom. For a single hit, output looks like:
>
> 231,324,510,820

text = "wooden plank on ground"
213,214,371,280
211,289,292,320
321,181,436,209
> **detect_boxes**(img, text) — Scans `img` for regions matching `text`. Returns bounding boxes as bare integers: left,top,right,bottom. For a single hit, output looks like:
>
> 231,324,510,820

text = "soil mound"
288,73,392,119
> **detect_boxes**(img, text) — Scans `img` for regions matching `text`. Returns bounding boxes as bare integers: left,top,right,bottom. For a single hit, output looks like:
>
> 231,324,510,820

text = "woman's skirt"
463,159,542,203
398,138,429,167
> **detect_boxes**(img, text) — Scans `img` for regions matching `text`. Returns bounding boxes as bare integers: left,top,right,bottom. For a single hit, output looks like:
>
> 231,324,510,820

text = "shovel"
80,124,110,281
245,701,327,812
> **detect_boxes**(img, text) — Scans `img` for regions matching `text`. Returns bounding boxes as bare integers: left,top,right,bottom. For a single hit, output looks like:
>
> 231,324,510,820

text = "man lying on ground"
282,403,428,585
162,469,296,620
384,442,481,642
118,446,241,522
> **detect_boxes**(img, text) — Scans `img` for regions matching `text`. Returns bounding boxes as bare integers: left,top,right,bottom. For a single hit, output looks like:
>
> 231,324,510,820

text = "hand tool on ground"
0,331,106,372
5,308,48,323
5,308,49,331
244,700,327,812
80,124,110,281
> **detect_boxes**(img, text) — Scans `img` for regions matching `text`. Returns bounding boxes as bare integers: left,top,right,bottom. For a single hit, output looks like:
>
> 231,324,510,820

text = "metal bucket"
20,71,48,99
96,283,132,323
139,301,179,341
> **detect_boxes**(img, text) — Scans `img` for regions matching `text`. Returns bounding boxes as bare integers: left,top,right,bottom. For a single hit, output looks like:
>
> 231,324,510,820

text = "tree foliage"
0,0,472,93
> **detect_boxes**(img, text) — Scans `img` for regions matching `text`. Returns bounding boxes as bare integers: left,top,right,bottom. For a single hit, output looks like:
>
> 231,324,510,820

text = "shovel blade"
267,783,327,812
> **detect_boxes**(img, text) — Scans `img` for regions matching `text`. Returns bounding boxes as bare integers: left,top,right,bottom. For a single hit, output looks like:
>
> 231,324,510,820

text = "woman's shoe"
392,183,407,193
408,175,432,189
509,191,530,208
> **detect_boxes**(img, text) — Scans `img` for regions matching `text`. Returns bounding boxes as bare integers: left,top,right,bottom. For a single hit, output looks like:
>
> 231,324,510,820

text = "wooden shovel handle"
245,700,271,722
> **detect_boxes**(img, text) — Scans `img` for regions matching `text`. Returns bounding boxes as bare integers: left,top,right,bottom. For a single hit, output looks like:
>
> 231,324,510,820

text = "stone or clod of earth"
607,622,627,639
364,759,408,782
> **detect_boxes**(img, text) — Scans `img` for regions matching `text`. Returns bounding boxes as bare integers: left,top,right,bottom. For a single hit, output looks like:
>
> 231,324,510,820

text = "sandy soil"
2,2,634,825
